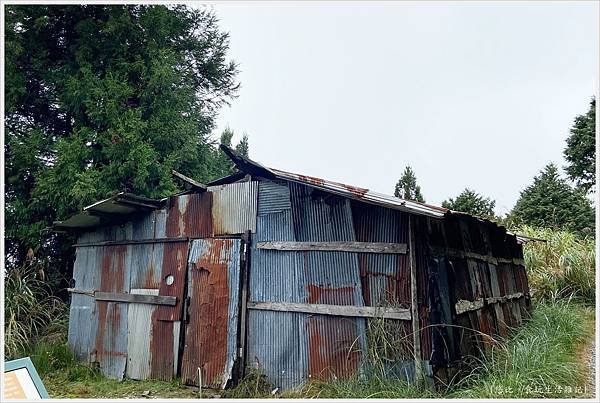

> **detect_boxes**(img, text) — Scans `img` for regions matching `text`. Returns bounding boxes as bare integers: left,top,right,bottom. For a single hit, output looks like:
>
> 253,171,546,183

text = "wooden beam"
237,230,251,380
446,248,524,266
256,241,407,254
247,301,411,320
455,292,524,315
172,170,207,191
67,288,94,297
408,215,424,383
94,292,177,306
74,237,189,248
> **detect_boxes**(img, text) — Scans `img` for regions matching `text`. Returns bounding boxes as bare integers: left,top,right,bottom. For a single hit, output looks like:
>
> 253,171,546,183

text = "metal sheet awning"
54,192,165,230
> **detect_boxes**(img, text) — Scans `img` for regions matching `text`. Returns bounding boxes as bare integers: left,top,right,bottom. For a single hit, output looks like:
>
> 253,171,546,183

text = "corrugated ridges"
209,181,258,235
248,182,308,389
289,182,367,383
181,239,240,388
68,231,101,362
257,180,291,215
127,289,159,380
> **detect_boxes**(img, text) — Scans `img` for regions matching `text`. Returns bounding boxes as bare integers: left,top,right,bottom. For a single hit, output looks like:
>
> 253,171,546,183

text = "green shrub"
518,225,595,304
4,261,67,359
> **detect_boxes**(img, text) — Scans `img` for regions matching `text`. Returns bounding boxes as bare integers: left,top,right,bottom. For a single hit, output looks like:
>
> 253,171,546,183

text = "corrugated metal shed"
63,148,531,392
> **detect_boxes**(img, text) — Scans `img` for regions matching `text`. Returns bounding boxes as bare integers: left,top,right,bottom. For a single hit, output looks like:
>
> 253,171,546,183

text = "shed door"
181,238,241,388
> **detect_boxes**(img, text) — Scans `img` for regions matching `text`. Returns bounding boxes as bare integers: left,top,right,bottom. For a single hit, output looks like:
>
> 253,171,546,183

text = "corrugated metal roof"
217,145,447,219
54,192,165,230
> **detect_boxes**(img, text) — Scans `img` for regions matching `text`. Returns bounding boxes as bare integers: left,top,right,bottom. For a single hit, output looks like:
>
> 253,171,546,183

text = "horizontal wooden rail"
256,241,407,254
95,292,177,306
67,288,176,306
67,288,95,297
455,292,524,315
74,237,189,248
446,248,525,266
247,301,411,320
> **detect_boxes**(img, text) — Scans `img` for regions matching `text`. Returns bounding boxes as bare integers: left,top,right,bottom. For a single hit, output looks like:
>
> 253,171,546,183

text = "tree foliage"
564,98,596,193
441,188,496,219
394,166,425,202
509,164,594,233
5,5,240,284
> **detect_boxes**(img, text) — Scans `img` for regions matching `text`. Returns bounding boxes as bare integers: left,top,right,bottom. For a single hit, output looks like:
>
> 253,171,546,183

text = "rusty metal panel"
257,180,291,215
351,202,410,307
179,193,213,238
289,183,367,382
150,319,176,380
126,289,159,380
350,201,414,379
248,198,309,390
68,231,101,362
181,239,241,388
130,213,160,289
412,215,432,361
95,244,130,380
209,181,258,235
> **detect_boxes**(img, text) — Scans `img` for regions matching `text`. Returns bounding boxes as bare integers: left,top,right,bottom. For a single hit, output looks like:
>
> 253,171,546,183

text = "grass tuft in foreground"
448,299,593,398
14,300,593,399
276,299,593,399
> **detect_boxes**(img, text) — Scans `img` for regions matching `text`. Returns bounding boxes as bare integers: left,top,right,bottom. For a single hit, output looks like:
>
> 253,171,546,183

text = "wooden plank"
172,170,207,191
247,301,411,320
455,292,524,315
67,288,95,297
408,215,423,383
446,248,525,266
237,230,251,380
95,292,177,306
74,237,189,248
256,241,407,254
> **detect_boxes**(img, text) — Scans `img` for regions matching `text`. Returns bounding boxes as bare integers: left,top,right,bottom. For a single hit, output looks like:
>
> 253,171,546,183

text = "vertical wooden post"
409,215,424,384
237,230,251,381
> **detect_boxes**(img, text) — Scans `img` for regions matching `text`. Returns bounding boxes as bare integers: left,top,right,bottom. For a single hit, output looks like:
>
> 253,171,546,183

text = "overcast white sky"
203,1,598,215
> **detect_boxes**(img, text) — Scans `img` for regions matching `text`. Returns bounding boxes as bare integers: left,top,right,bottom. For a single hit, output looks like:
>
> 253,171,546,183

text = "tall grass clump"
519,225,595,304
450,299,590,398
4,261,67,359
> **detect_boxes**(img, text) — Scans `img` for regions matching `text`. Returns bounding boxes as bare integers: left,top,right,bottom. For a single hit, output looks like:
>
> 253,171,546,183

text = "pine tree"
394,166,425,202
5,5,239,282
564,98,596,193
442,189,496,219
509,164,594,233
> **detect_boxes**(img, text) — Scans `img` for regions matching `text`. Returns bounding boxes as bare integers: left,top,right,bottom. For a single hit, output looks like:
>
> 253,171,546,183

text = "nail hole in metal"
165,274,174,286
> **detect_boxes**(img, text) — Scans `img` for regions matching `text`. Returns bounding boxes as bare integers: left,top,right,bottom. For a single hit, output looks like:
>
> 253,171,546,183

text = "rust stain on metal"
95,245,126,364
181,239,231,387
149,317,175,380
340,183,368,198
182,192,213,238
305,285,360,380
155,243,188,321
297,174,325,186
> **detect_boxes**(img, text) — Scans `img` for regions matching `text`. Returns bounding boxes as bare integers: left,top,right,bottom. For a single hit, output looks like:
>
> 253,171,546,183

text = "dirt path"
585,339,596,398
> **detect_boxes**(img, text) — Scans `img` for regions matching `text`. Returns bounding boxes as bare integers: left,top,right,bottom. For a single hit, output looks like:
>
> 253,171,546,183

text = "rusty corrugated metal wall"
181,238,241,388
68,177,529,389
247,180,308,390
351,202,416,379
289,182,367,382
